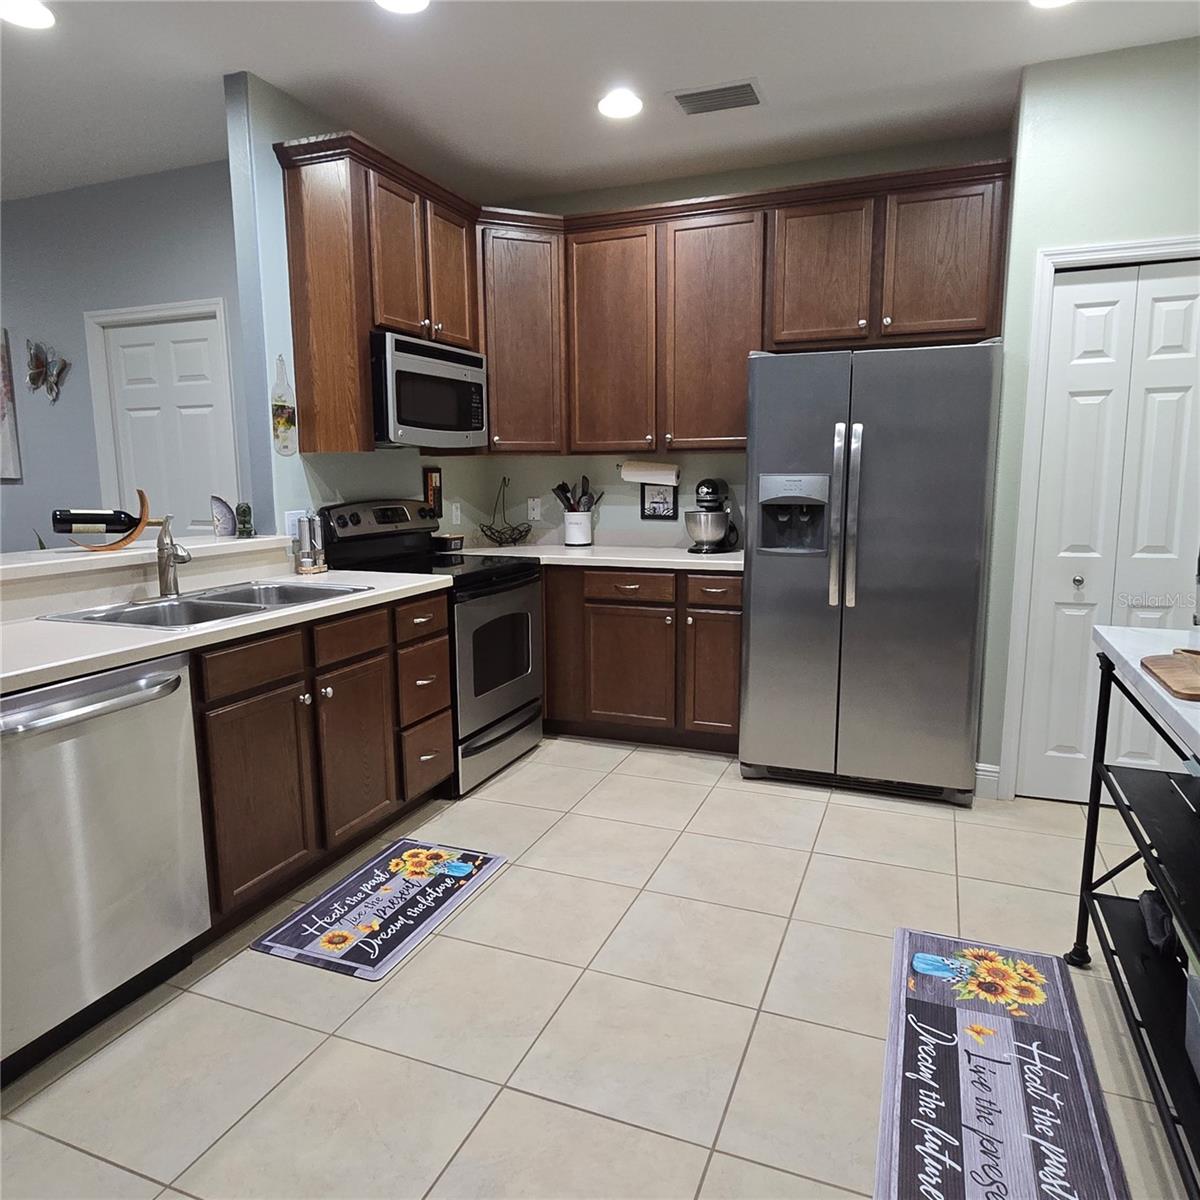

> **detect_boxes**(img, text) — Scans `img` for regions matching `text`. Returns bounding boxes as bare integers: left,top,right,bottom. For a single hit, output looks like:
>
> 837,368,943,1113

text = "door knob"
299,693,312,705
665,616,673,625
644,435,653,444
320,686,334,699
420,318,431,330
434,322,443,334
882,316,893,326
493,435,501,444
686,616,694,625
1072,575,1085,589
665,433,673,444
857,318,867,328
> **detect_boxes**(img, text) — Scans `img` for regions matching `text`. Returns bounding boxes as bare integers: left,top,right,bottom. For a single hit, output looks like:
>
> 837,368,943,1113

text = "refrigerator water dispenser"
758,474,830,554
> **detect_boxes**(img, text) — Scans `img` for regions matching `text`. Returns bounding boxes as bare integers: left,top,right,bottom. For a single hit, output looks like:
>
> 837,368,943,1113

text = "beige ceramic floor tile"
1103,1092,1184,1200
700,1154,865,1199
959,795,1085,837
15,993,323,1182
428,1089,708,1199
375,798,453,842
814,803,956,874
168,897,302,990
472,760,607,811
518,813,678,887
531,736,635,772
793,855,958,939
338,937,579,1082
442,865,636,966
763,921,894,1039
717,762,831,801
593,892,786,1007
719,1014,883,1195
0,1121,161,1199
647,833,808,916
687,787,825,851
415,797,562,859
511,971,754,1144
573,773,711,830
176,1039,496,1200
614,746,730,786
829,788,955,821
956,823,1088,895
958,878,1081,959
1072,974,1151,1102
1097,803,1137,850
189,948,376,1032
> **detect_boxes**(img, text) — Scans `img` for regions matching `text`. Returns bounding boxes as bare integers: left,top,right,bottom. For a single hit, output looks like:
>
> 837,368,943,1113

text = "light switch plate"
527,497,542,522
284,510,308,540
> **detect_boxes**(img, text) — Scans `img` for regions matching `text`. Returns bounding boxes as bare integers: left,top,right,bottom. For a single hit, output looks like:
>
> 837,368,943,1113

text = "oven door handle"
460,702,543,758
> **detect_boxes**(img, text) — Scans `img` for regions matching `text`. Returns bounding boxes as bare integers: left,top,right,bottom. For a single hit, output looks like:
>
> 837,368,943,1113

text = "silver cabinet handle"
493,435,501,444
1072,575,1085,589
828,422,847,607
882,316,893,327
644,435,653,444
857,318,867,328
320,686,334,699
415,675,438,686
434,322,443,334
419,751,439,762
420,318,431,329
701,586,727,594
0,672,181,738
616,583,640,591
299,692,312,706
845,422,864,608
665,433,673,443
412,614,433,624
665,616,673,625
686,615,694,625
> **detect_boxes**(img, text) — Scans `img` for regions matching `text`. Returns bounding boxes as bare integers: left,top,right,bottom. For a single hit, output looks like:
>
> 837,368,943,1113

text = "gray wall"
0,161,243,551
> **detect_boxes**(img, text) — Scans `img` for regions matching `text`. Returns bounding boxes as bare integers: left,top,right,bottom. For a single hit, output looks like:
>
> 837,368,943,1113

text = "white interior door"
103,315,238,535
1107,259,1200,771
1015,267,1138,801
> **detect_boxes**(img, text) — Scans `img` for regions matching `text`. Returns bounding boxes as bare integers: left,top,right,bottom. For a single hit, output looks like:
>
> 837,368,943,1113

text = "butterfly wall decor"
26,339,70,403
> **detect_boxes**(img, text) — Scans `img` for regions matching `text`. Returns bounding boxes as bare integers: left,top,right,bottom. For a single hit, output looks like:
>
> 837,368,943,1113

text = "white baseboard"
974,763,1000,800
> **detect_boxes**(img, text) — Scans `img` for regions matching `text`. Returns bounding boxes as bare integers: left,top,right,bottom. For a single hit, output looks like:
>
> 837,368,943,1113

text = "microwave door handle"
828,422,847,607
844,422,863,609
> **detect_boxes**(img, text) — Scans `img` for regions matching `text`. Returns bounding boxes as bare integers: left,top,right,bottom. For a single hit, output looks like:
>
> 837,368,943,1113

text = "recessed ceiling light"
1029,0,1075,8
598,87,643,120
375,0,430,13
0,0,55,28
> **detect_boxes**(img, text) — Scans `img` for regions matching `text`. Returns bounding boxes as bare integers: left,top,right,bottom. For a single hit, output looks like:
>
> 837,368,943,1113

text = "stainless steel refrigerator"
738,342,1000,798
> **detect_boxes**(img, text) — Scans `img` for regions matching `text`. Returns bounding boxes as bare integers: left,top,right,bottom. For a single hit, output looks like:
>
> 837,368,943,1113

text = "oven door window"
471,612,531,697
395,371,480,432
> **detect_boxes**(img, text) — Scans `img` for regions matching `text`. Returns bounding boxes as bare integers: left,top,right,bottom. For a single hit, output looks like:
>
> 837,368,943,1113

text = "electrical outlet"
283,509,308,540
451,502,462,526
527,497,542,522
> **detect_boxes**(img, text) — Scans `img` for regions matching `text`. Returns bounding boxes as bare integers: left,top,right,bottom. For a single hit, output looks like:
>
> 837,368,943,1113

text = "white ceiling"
2,1,1196,203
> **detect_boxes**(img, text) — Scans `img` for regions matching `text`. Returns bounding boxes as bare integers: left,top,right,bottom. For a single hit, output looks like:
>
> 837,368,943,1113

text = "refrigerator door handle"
828,422,847,606
845,422,864,608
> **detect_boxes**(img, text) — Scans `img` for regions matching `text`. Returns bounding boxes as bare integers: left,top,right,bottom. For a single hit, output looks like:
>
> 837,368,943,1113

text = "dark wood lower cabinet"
584,601,677,728
684,609,742,735
202,680,321,913
316,651,399,848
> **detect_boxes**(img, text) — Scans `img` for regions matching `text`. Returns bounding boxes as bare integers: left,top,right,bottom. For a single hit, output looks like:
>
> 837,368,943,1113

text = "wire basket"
480,475,531,547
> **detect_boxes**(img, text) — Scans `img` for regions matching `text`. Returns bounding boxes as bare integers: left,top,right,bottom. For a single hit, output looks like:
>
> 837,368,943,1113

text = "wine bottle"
52,508,138,535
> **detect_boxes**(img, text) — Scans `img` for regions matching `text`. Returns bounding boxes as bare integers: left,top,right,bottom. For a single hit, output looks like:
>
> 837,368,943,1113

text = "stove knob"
348,512,361,526
335,515,348,529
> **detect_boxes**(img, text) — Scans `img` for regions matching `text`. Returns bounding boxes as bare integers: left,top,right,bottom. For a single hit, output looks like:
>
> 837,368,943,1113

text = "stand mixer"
685,478,740,554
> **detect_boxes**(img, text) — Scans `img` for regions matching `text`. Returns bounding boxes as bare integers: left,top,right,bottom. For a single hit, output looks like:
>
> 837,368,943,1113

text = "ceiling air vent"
671,80,761,116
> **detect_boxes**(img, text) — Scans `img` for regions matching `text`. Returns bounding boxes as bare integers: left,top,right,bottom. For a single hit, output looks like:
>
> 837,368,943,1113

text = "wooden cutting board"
1142,649,1200,700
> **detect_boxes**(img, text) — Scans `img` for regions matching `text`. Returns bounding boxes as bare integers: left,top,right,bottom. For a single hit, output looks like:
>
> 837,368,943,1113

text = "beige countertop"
459,544,745,571
0,570,451,695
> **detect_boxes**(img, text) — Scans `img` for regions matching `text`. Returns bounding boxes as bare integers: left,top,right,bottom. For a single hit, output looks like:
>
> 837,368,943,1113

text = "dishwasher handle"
0,672,183,738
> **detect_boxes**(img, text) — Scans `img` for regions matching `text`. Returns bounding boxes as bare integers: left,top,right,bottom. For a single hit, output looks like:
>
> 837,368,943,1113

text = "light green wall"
979,36,1200,768
519,133,1011,214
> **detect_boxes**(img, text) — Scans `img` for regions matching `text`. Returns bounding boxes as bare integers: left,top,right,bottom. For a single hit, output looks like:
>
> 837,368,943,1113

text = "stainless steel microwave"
371,330,487,449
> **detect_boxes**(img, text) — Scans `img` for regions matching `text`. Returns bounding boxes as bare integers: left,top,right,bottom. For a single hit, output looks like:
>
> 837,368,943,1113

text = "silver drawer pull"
419,751,439,762
616,583,640,591
415,676,438,686
411,614,434,624
701,587,727,594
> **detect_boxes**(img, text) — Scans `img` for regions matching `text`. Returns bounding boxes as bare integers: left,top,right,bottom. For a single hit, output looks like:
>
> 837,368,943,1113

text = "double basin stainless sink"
44,581,373,629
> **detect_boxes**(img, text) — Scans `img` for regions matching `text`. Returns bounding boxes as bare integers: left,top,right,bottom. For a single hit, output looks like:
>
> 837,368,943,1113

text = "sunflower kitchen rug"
252,840,504,980
875,929,1130,1200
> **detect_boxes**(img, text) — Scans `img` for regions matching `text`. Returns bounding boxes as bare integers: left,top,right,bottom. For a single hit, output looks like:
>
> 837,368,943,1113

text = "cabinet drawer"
313,606,390,667
402,709,453,799
583,571,675,604
199,629,306,703
394,593,449,645
396,635,451,726
685,574,742,609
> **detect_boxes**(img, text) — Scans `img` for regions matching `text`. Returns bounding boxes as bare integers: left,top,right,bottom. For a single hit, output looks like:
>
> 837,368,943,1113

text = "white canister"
563,511,593,546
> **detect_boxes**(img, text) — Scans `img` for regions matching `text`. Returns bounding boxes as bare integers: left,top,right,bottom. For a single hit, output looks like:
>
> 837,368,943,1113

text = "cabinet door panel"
316,652,399,848
769,199,873,343
369,172,428,336
483,226,565,451
663,212,762,448
425,200,478,349
880,182,995,336
584,603,675,727
203,681,320,914
568,225,656,451
684,608,742,735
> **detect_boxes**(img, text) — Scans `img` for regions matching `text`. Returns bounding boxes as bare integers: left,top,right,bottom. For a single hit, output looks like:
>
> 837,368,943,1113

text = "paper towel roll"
619,459,680,486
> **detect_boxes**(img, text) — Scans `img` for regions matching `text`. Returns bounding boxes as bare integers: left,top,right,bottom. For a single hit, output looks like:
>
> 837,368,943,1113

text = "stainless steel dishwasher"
1,653,210,1061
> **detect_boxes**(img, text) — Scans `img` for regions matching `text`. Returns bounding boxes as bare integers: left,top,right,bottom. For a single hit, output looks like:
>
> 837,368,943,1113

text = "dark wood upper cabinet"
315,651,399,849
425,200,478,349
369,172,428,337
683,608,742,735
880,181,998,337
202,680,321,914
584,601,676,727
482,224,565,452
768,198,873,343
661,212,763,449
567,225,657,452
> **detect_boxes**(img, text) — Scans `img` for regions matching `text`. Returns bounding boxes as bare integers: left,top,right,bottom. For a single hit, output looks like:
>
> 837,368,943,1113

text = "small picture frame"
423,466,443,518
640,483,677,521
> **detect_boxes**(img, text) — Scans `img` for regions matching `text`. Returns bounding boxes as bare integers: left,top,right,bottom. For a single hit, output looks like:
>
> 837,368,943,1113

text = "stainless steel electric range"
319,500,542,795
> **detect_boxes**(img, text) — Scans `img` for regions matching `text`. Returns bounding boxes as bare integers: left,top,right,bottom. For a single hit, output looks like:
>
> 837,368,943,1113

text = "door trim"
83,298,242,511
997,236,1200,801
